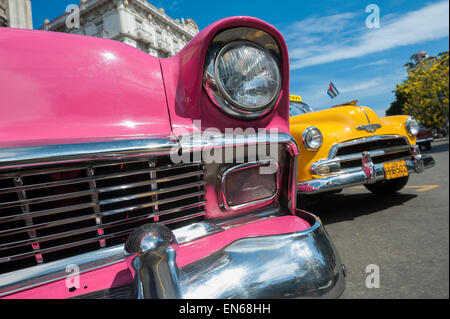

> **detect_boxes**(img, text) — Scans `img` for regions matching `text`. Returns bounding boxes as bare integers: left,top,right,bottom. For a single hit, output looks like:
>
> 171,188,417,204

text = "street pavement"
307,140,449,298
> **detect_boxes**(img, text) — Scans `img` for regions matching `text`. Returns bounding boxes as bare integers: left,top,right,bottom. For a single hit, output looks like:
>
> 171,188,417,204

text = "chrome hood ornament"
357,123,382,133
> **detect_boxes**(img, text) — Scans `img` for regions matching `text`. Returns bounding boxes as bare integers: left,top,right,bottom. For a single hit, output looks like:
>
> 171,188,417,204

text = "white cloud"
286,1,449,69
351,59,390,69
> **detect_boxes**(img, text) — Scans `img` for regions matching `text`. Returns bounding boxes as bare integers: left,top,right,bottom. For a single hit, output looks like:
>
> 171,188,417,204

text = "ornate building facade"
0,0,33,29
40,0,199,58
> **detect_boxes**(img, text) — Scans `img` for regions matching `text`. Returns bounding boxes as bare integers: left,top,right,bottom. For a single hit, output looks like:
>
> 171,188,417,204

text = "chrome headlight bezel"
214,40,282,113
405,117,420,137
203,28,282,120
303,127,323,150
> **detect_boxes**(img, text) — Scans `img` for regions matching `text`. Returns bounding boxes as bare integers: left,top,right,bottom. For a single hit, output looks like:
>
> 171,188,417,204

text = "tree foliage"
386,51,449,129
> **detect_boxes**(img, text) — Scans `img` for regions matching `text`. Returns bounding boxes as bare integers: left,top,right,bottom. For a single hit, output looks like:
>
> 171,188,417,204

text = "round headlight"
214,41,281,112
303,127,323,150
406,117,420,136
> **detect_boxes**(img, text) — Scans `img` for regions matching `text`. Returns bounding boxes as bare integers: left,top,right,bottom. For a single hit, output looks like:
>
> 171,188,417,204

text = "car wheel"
425,142,432,151
364,176,409,195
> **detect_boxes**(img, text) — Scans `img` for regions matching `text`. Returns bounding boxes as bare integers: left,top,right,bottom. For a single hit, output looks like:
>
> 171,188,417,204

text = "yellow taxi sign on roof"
290,95,302,103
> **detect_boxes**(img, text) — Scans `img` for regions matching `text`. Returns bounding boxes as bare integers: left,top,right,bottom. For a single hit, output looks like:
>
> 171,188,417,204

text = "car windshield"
290,101,313,117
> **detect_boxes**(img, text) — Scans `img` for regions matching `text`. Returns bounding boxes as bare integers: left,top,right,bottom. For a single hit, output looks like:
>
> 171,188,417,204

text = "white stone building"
40,0,199,58
0,0,33,29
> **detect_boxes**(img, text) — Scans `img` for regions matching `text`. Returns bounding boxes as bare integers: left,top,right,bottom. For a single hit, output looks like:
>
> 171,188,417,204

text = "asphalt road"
308,140,449,299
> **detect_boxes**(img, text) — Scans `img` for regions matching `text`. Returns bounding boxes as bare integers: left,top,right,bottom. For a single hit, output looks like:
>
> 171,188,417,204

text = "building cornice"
39,0,198,39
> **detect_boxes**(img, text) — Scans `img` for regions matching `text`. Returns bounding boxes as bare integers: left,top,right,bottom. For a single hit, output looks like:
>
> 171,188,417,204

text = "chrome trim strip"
0,245,127,298
0,134,297,169
416,138,434,143
171,221,223,244
178,132,299,154
358,106,372,125
0,138,180,170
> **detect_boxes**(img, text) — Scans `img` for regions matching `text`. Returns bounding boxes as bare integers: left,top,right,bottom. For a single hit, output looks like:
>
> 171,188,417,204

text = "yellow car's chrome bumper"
298,146,435,194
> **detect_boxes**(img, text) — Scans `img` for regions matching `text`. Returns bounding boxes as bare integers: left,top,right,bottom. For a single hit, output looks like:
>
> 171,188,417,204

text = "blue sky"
31,0,449,116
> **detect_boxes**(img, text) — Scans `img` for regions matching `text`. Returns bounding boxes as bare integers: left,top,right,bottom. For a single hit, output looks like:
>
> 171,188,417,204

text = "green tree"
386,51,449,129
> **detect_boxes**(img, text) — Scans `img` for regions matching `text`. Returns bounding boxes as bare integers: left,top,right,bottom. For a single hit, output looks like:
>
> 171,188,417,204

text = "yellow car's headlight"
406,117,420,136
303,127,323,150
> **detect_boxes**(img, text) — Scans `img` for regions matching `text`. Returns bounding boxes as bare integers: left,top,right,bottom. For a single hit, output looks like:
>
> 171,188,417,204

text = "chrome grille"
335,137,408,157
333,137,411,169
0,157,206,275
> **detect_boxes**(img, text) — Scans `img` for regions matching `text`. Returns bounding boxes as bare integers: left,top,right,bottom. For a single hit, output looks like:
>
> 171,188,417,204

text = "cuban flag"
327,81,340,99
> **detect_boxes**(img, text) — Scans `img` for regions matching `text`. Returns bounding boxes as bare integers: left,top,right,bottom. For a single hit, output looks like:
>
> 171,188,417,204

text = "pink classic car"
0,17,345,299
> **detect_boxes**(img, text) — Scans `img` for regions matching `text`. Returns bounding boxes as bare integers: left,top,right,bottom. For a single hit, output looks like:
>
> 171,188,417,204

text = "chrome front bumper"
128,210,346,299
0,210,346,299
298,145,435,194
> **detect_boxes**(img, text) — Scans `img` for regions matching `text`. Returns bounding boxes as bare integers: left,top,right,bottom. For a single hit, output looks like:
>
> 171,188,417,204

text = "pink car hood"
0,28,172,148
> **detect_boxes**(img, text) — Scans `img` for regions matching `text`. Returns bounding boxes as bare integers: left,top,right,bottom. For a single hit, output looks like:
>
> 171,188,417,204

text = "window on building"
95,20,104,34
155,29,163,40
173,39,179,52
135,18,143,31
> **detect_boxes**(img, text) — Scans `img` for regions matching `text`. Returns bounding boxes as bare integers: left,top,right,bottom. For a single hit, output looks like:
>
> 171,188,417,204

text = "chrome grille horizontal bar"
334,145,411,163
329,135,409,159
0,165,205,194
0,200,207,240
0,189,94,210
0,211,207,263
0,191,206,224
0,172,205,209
0,202,97,224
0,208,207,251
97,181,206,206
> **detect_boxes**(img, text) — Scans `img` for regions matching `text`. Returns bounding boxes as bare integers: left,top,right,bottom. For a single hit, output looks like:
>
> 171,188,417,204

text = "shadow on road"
300,192,417,226
425,141,449,155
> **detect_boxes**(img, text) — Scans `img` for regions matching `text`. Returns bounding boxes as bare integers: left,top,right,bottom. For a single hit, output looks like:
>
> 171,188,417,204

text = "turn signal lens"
219,160,279,211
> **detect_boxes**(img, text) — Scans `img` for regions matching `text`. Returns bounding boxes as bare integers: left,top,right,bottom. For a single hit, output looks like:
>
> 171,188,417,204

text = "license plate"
384,161,408,180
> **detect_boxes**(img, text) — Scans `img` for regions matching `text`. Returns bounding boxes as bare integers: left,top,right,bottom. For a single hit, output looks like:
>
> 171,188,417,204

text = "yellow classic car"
289,95,435,196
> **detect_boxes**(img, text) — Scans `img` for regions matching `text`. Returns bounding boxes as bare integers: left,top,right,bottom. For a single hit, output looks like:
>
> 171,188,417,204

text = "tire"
425,142,432,151
364,176,409,195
